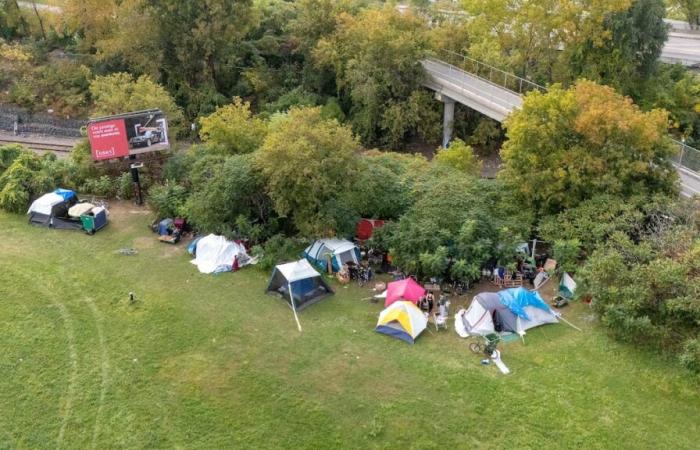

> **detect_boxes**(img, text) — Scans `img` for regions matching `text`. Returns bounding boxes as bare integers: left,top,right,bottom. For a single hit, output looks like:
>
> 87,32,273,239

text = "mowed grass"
1,205,699,449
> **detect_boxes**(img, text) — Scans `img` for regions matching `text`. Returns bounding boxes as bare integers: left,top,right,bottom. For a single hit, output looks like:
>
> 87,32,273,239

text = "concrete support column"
437,94,456,148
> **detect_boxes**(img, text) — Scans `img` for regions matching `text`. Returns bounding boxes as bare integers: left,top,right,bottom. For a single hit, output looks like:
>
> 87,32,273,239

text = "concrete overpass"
421,56,700,197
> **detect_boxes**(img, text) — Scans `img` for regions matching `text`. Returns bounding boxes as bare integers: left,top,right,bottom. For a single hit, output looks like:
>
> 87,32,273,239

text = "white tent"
304,238,359,272
27,192,65,216
190,234,253,274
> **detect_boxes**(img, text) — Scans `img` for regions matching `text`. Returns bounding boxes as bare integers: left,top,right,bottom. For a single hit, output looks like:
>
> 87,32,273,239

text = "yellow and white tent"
375,301,427,344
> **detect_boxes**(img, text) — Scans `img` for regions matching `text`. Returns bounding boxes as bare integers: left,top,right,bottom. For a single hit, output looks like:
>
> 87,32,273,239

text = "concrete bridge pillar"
436,93,455,148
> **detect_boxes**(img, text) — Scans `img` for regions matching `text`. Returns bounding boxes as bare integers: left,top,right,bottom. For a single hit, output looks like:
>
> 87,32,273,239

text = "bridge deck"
422,57,699,197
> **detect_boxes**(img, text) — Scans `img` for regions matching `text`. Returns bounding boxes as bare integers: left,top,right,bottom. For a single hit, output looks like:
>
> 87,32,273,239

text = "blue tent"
498,287,552,321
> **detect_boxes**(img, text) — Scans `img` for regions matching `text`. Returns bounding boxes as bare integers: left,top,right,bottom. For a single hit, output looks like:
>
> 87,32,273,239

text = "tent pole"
557,315,582,332
288,282,303,332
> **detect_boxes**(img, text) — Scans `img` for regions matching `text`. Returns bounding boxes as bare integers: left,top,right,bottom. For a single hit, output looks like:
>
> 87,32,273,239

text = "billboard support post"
130,163,144,206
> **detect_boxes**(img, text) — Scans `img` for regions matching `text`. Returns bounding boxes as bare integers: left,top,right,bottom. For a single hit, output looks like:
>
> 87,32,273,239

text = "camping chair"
433,298,450,331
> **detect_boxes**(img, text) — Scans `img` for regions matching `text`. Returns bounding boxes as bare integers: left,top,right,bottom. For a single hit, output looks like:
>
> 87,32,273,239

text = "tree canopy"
500,80,678,216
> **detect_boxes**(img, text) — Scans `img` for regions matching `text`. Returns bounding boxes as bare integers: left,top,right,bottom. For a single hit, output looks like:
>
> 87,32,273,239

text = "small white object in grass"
356,356,360,359
212,338,216,343
133,358,138,363
353,329,356,333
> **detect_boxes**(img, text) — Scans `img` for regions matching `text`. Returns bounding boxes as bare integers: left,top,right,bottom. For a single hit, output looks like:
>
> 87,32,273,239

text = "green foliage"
89,73,184,136
347,151,426,220
80,175,116,197
0,149,53,213
552,239,582,274
184,154,273,237
378,166,524,280
0,144,24,172
314,6,434,146
198,98,268,154
253,234,305,272
670,0,700,28
434,138,482,176
578,198,700,371
148,181,188,219
538,194,644,256
255,107,360,236
568,0,667,95
501,81,678,217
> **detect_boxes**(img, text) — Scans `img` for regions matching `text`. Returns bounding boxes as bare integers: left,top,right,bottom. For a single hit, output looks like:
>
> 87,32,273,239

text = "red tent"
356,219,385,241
385,278,426,307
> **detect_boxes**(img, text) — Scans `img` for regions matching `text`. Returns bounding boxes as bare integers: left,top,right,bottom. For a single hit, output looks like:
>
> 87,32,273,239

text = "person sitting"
418,295,433,314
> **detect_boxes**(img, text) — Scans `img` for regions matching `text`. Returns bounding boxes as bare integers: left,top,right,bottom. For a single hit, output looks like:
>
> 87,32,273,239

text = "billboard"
87,109,170,161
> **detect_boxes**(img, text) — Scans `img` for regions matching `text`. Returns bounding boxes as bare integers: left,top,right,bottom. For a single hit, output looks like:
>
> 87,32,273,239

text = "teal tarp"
498,287,551,321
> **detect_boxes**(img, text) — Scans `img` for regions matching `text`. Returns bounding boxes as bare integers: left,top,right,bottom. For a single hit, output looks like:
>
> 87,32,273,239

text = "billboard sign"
87,109,170,161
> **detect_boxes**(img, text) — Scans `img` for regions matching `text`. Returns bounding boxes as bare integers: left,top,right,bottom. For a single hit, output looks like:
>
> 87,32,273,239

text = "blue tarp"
53,188,76,201
498,287,551,321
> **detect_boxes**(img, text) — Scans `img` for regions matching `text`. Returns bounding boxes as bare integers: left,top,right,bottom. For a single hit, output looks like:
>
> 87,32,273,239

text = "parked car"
129,129,162,148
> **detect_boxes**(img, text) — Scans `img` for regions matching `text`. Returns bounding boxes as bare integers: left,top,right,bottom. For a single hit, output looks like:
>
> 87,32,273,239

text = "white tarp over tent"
190,234,254,274
275,259,322,283
27,192,64,215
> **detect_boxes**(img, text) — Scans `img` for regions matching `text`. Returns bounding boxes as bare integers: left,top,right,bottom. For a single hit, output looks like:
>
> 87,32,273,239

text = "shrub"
254,234,304,272
148,181,188,219
552,239,582,274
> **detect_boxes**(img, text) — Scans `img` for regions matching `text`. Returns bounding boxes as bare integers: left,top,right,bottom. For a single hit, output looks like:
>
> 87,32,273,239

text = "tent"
375,301,428,344
190,234,254,274
303,238,360,273
384,278,425,307
266,259,333,311
27,189,81,230
356,218,385,242
559,273,577,299
455,287,558,338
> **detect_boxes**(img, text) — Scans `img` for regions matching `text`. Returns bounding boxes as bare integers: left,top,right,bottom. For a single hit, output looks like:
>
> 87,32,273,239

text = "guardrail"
437,49,546,95
671,139,700,173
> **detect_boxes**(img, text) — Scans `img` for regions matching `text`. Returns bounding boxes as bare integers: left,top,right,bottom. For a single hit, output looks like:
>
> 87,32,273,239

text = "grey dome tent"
266,259,334,332
455,287,559,338
266,259,333,311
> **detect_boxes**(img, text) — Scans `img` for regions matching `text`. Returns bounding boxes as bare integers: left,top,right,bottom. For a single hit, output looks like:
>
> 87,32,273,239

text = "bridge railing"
437,49,546,95
671,139,700,173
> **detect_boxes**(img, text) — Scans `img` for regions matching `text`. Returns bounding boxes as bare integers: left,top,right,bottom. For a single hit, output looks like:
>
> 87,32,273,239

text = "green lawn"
1,205,699,449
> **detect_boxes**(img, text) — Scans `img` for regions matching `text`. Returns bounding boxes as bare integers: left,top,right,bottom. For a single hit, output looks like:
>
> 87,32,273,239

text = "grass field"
1,204,699,449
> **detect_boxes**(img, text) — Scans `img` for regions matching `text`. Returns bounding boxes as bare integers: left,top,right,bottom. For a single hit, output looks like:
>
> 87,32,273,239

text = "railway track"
0,135,76,156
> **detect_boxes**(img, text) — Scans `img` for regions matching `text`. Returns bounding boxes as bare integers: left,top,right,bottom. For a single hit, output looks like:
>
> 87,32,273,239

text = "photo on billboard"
87,109,170,161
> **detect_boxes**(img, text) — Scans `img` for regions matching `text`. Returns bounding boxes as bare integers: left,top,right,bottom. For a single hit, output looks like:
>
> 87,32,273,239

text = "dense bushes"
577,198,700,371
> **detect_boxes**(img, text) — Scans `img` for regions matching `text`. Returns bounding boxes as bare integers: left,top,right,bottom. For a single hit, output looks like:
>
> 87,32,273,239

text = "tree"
255,107,361,236
347,151,428,220
89,73,184,136
434,138,482,176
460,0,630,84
314,6,434,146
500,80,678,216
198,98,268,154
671,0,700,29
183,154,274,238
568,0,668,97
375,165,525,281
0,0,29,39
577,197,700,372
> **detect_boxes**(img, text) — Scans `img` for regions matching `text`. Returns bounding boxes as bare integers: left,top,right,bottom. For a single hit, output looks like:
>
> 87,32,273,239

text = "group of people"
418,292,450,319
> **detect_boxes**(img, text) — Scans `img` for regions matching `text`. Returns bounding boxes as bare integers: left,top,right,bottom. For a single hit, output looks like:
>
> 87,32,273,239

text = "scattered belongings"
28,188,108,234
266,259,334,331
116,248,138,256
492,267,524,288
375,301,427,344
190,234,255,274
304,238,360,273
454,287,559,340
383,278,425,308
153,217,187,244
533,270,550,290
543,258,557,272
